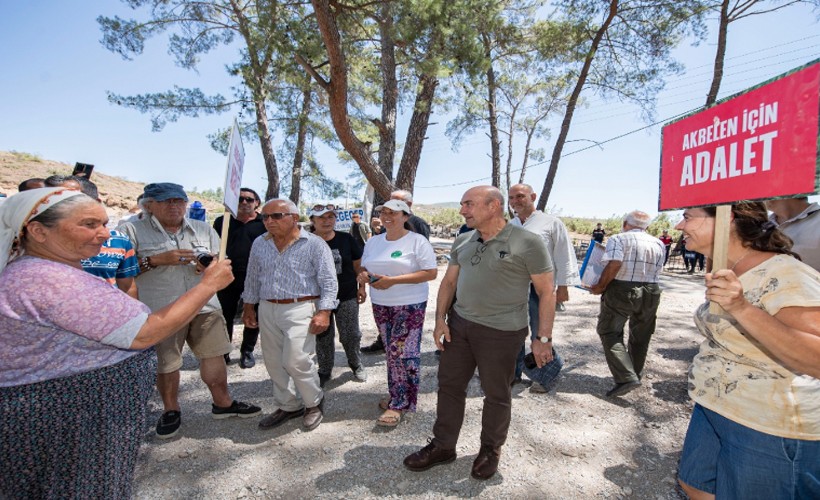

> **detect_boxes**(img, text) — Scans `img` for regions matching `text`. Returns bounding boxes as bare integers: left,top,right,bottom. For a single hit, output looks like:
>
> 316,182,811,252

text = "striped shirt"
601,229,666,283
243,228,339,311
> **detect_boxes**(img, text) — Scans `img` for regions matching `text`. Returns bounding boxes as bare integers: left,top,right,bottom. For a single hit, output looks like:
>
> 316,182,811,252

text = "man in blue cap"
121,182,261,439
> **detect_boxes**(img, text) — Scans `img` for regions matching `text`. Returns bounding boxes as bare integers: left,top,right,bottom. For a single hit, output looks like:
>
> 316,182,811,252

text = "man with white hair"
242,198,338,431
588,210,665,398
121,182,261,439
361,189,431,354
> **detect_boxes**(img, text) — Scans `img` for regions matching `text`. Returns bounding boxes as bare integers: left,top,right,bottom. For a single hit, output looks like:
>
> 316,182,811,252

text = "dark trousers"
433,310,527,450
595,280,661,383
216,274,259,353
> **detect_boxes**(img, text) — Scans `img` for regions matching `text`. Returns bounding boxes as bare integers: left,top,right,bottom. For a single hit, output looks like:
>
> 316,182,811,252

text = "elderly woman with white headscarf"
0,188,235,498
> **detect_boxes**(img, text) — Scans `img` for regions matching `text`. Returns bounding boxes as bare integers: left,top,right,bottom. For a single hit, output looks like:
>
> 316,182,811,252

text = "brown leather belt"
267,295,319,304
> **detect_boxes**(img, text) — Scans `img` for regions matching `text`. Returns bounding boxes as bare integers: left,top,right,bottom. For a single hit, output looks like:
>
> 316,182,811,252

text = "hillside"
0,150,225,220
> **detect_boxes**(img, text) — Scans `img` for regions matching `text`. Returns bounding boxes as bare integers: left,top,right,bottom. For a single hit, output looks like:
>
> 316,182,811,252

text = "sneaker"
555,302,566,312
211,400,262,420
239,351,255,369
352,365,368,382
156,410,181,439
529,381,548,394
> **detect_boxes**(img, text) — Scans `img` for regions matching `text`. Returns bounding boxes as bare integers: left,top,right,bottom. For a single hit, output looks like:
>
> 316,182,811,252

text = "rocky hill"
0,150,225,221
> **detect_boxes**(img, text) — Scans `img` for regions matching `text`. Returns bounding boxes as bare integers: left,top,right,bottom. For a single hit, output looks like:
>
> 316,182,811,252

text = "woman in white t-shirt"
674,201,820,499
358,199,437,427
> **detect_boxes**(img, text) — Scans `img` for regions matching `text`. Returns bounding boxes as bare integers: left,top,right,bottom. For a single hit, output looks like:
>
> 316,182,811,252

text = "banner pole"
708,205,731,314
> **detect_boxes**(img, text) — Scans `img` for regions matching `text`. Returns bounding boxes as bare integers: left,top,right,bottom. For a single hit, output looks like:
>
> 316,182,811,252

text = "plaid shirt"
602,229,666,283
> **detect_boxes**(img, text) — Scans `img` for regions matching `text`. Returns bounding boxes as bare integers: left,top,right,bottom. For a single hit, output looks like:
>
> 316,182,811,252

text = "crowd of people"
0,174,818,498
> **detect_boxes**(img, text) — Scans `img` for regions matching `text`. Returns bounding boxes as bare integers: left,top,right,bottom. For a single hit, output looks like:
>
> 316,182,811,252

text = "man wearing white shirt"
242,198,338,431
589,210,665,398
508,184,580,392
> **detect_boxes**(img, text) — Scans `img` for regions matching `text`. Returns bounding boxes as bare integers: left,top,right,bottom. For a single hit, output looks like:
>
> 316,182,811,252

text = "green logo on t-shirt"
390,250,402,258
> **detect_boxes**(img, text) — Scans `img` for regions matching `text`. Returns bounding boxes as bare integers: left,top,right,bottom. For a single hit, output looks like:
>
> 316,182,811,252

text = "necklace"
730,248,753,272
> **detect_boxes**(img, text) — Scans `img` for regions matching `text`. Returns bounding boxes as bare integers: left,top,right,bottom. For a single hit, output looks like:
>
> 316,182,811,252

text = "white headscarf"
0,187,89,274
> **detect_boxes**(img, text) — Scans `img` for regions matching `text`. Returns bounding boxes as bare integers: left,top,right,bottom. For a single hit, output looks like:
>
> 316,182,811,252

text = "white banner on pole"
222,119,245,217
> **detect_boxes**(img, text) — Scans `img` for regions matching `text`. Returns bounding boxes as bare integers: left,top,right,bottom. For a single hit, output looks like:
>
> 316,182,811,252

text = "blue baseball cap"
143,183,188,202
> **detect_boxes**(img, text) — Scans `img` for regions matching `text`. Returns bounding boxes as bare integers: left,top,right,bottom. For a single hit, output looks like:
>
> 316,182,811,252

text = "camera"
196,253,214,267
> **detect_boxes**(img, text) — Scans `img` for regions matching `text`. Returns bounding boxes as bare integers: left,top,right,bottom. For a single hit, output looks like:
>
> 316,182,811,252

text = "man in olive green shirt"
403,186,556,481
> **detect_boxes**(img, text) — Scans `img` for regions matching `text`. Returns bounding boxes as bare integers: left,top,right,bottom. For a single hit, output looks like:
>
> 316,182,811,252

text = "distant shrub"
11,151,42,163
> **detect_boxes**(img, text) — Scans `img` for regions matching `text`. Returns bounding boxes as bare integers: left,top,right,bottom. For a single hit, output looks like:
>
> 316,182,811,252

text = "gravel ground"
133,265,707,500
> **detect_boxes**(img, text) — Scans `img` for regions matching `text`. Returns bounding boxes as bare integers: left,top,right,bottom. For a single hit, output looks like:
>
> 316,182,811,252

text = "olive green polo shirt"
450,223,553,331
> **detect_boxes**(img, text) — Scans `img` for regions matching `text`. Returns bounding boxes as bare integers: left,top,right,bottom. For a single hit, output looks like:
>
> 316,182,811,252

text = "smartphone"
368,274,380,283
72,162,94,179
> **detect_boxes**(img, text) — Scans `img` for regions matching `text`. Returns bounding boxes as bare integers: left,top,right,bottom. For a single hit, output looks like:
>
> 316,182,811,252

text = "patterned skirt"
0,349,156,499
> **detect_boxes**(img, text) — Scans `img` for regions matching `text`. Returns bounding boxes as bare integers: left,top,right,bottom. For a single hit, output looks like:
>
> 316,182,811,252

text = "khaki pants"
258,301,323,412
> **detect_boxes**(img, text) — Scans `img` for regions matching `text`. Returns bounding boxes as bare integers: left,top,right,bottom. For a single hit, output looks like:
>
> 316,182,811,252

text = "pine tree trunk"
395,73,438,191
537,0,619,211
706,0,731,106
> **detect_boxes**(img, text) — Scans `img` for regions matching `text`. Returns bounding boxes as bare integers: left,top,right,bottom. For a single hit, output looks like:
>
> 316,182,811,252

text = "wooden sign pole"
708,205,731,314
218,212,231,261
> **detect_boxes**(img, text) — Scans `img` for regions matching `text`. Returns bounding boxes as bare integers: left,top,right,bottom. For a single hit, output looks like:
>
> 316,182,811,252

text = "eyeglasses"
261,212,293,221
312,204,336,211
239,196,257,204
470,242,488,266
157,198,187,205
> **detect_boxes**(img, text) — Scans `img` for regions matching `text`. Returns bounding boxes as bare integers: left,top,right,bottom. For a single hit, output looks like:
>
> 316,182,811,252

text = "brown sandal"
376,410,401,427
378,396,390,411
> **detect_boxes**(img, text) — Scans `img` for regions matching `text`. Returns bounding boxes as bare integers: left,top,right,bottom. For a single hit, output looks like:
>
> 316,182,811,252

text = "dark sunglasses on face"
312,204,336,211
261,212,293,221
239,196,257,204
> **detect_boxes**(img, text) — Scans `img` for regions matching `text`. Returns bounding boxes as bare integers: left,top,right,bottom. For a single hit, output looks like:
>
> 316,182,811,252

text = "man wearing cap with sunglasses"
242,198,338,431
121,182,262,439
213,188,266,368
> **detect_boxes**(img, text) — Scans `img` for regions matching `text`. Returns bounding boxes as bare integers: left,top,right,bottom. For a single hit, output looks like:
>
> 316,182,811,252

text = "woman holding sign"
0,188,235,498
674,201,820,499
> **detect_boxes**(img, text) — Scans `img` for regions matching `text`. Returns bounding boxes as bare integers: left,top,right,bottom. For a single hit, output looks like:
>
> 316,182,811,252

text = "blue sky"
0,1,818,218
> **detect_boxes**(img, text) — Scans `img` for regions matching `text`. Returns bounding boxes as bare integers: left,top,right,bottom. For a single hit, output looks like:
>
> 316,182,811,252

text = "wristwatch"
537,336,552,344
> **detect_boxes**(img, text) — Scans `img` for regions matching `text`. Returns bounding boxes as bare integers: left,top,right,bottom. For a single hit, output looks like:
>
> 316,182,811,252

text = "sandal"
378,396,390,411
376,410,402,427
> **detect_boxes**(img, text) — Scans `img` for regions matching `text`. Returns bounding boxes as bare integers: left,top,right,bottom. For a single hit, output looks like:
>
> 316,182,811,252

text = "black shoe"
361,338,385,354
156,410,181,439
224,353,231,364
404,440,457,471
605,381,641,398
319,372,331,388
239,351,255,369
211,400,262,419
258,408,305,429
471,445,501,480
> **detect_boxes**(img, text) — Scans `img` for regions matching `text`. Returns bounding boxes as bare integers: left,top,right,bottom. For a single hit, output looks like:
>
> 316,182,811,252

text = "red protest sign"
659,61,820,211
